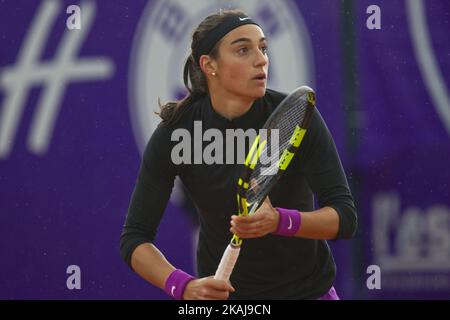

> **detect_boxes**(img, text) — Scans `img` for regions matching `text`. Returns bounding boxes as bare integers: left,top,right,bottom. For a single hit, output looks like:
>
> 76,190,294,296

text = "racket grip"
214,244,240,281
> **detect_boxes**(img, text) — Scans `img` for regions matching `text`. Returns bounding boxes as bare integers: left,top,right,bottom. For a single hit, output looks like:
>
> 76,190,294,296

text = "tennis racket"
214,86,316,282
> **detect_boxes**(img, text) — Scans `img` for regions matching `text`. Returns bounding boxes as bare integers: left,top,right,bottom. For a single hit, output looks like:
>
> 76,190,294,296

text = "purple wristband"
274,208,301,236
164,269,195,300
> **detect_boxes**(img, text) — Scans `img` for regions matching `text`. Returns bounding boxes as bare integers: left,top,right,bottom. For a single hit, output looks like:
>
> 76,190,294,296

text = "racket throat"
231,234,243,246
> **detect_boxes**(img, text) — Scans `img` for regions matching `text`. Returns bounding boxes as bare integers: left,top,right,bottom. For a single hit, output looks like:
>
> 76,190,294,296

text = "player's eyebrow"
230,37,267,45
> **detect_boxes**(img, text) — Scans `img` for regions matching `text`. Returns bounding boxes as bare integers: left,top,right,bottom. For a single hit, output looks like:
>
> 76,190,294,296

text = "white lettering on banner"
0,0,114,159
372,192,450,272
406,0,450,137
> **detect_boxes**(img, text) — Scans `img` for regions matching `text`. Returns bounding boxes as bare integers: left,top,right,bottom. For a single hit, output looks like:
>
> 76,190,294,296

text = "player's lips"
252,73,267,80
252,73,267,86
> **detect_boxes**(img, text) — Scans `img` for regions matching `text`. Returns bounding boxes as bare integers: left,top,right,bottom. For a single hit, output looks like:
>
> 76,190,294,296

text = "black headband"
193,15,260,65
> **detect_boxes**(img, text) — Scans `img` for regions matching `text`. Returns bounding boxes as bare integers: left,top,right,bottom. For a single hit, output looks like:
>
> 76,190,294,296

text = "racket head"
237,86,316,215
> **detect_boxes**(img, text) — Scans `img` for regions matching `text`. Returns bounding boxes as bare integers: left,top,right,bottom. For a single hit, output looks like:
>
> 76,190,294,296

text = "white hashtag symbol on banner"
0,0,114,158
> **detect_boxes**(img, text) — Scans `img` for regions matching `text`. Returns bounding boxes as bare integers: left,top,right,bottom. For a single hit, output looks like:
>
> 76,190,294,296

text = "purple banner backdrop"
354,0,450,299
0,0,448,299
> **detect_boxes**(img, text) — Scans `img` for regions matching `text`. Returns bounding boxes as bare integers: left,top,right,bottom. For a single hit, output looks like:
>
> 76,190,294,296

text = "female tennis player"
120,9,357,300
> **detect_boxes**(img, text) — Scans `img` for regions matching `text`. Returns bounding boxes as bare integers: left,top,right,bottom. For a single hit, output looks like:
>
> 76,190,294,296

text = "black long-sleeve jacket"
120,88,357,299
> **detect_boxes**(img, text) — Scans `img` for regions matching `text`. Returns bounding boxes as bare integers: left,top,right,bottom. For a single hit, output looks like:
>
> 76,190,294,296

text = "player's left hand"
230,197,280,239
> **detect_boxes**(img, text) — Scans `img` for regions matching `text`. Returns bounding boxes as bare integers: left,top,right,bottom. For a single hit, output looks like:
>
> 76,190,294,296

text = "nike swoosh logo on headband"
239,17,250,21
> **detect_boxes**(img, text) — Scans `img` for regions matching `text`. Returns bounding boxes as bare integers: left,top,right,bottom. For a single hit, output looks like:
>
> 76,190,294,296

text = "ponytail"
157,55,207,126
157,9,248,126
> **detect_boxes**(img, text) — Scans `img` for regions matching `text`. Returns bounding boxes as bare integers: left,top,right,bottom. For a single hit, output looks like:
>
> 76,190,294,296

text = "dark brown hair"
157,9,248,126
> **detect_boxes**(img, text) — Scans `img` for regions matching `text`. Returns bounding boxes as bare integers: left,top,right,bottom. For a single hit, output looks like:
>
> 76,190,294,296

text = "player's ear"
199,55,217,76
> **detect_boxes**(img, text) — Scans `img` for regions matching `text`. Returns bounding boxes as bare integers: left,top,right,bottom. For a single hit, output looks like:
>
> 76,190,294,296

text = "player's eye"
238,47,249,55
260,46,268,55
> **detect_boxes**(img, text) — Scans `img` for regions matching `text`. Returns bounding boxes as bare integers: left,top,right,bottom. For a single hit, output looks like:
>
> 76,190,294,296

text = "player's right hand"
183,276,235,300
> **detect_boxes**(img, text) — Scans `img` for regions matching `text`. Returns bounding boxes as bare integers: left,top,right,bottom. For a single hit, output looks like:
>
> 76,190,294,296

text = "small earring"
212,72,216,76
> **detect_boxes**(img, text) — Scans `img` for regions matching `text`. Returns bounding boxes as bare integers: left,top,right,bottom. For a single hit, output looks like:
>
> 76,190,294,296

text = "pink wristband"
274,208,301,236
164,269,195,300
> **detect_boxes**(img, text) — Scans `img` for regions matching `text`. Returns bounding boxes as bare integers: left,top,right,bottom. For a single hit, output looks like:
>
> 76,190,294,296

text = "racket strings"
257,95,308,166
245,96,309,206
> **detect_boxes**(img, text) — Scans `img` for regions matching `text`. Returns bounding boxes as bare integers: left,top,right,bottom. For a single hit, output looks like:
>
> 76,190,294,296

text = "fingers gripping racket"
214,86,316,282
